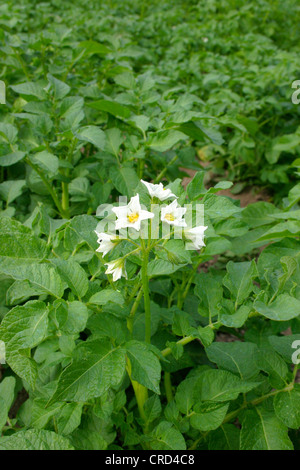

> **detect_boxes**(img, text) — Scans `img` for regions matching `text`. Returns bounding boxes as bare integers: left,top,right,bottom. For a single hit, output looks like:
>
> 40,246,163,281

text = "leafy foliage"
0,0,300,451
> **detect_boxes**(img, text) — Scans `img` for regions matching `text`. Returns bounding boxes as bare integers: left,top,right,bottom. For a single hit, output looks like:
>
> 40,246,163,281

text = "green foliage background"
0,0,300,451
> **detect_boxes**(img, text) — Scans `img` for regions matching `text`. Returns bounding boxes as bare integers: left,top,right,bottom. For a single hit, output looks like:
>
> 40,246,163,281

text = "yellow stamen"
128,212,139,223
164,213,175,221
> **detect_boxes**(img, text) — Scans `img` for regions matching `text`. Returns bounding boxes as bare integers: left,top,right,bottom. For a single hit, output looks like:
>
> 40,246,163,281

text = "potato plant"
0,0,300,451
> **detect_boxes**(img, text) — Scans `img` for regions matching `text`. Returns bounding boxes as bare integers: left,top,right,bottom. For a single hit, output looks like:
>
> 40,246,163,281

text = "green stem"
127,287,143,334
161,323,218,357
126,359,148,423
154,155,178,183
161,335,195,357
126,282,142,306
61,138,77,219
164,372,173,403
141,246,151,343
61,182,70,218
138,158,144,179
189,382,295,450
26,158,67,218
177,255,203,310
292,364,299,381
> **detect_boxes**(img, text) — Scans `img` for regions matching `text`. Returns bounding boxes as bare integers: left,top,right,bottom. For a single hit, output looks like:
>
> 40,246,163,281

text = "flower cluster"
95,180,207,281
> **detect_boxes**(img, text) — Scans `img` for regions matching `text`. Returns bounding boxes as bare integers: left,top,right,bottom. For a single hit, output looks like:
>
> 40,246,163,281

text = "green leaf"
161,239,191,264
175,377,198,415
178,121,224,145
126,340,161,394
47,74,70,100
255,221,300,242
268,334,300,362
219,304,251,328
78,40,111,55
10,82,47,100
56,403,83,435
150,421,186,450
105,128,123,157
203,237,232,256
0,151,26,167
144,395,162,425
89,288,124,306
52,259,89,299
62,301,89,335
204,194,241,219
0,300,49,351
0,397,8,430
0,123,18,144
196,325,215,347
129,115,150,134
47,340,126,404
208,424,240,450
195,274,223,320
0,262,64,298
109,166,139,197
0,217,48,260
288,183,300,208
242,202,279,228
0,429,74,450
114,72,136,90
64,215,97,251
0,180,26,205
148,259,185,277
0,377,16,430
0,377,16,411
75,125,106,150
254,294,300,321
30,151,59,176
88,312,128,345
88,100,131,119
254,349,288,389
274,385,300,429
190,402,229,432
223,260,258,307
240,408,293,450
206,342,259,380
215,219,248,237
187,171,206,200
0,301,49,387
31,399,63,429
193,369,260,402
148,130,186,152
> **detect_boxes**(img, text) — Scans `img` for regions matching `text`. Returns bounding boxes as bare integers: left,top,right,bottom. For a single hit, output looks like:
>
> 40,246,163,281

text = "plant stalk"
126,358,148,422
141,246,151,343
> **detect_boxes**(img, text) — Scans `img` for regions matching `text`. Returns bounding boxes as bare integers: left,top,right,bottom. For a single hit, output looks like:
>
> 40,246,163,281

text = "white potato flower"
95,232,117,257
141,180,177,201
161,199,187,227
185,225,208,249
112,194,154,231
105,259,126,282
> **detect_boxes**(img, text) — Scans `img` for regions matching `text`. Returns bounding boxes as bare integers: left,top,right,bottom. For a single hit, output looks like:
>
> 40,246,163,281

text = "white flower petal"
105,259,125,282
141,180,177,201
95,232,116,256
113,193,154,231
139,209,155,221
161,199,186,226
185,225,208,249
